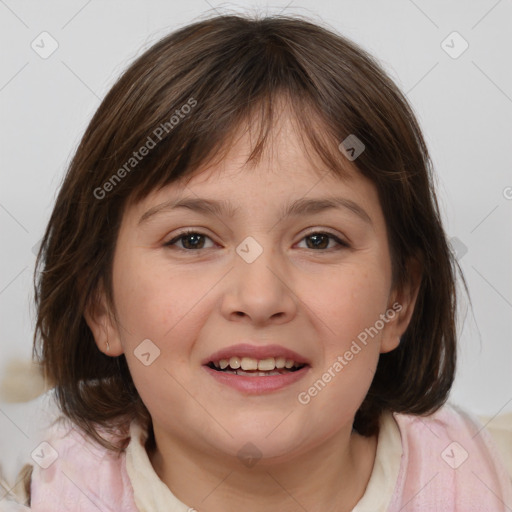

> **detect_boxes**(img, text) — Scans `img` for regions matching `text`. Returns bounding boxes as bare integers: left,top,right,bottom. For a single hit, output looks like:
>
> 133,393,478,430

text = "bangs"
100,91,356,214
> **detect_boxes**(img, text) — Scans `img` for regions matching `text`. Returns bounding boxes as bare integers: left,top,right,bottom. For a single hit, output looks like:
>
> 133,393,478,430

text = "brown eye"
163,230,349,252
299,232,349,250
164,231,214,250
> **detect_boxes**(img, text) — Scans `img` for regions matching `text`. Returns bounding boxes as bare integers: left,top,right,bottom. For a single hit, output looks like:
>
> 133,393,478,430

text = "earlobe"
83,282,124,356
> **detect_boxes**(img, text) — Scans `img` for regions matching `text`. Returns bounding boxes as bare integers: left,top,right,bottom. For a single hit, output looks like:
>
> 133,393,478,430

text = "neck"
149,427,378,512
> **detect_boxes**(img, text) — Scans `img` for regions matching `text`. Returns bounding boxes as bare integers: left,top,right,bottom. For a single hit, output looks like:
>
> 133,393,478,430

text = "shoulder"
0,391,61,510
28,416,140,511
393,401,494,442
393,402,511,472
387,402,512,511
0,390,141,512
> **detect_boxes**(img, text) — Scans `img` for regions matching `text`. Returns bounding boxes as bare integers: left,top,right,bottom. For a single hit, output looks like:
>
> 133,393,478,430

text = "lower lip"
203,365,310,394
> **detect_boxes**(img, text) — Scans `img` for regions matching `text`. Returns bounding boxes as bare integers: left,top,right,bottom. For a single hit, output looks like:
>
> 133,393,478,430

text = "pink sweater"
24,404,512,511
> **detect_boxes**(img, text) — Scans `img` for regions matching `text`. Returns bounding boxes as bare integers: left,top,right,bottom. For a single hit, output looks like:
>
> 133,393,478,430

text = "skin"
86,104,421,512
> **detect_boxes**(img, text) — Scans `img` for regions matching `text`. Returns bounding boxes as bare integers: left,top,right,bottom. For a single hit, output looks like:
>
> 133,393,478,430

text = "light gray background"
1,0,511,429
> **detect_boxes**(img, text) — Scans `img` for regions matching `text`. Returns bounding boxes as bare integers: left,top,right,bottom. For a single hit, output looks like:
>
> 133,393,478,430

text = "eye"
163,229,349,252
164,230,215,250
297,231,349,251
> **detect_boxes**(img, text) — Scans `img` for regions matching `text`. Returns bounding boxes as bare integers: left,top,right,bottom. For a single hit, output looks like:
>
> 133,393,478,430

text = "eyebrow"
138,196,372,226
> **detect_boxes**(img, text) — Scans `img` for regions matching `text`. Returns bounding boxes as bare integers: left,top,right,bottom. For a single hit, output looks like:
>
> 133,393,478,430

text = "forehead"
194,103,354,180
160,108,357,190
124,101,380,223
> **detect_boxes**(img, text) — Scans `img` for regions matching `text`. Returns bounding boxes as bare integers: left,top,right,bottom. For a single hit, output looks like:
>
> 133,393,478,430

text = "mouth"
206,356,307,377
202,344,311,393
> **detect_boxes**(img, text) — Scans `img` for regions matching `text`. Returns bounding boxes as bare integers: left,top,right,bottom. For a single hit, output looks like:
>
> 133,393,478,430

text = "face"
87,109,416,465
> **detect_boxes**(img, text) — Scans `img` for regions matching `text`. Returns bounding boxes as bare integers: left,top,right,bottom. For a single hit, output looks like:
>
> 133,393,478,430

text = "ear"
380,255,423,354
83,279,124,357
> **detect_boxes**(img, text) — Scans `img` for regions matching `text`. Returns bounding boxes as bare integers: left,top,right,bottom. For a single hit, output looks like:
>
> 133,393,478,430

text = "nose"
220,243,298,326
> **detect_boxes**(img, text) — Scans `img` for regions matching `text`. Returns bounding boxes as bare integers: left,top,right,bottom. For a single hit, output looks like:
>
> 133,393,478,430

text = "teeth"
240,357,259,371
212,356,303,372
275,357,286,369
258,358,275,371
229,356,241,369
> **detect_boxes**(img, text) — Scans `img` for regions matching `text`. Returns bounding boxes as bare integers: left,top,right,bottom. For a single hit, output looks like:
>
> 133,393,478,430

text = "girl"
2,11,511,512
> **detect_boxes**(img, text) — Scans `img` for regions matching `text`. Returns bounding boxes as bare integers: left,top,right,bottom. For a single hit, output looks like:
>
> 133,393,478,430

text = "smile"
202,343,311,393
204,357,310,393
208,356,306,376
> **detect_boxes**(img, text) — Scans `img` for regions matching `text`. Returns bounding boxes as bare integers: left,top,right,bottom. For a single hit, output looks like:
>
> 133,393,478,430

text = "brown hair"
33,12,466,451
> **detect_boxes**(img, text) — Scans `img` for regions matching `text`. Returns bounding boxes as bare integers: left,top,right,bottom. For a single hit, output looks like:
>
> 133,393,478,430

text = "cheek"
111,251,219,394
111,254,193,412
112,258,163,340
298,266,390,420
112,252,195,341
314,267,390,345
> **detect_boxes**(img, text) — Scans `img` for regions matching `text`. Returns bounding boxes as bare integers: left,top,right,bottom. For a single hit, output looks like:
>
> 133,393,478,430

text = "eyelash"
163,229,350,252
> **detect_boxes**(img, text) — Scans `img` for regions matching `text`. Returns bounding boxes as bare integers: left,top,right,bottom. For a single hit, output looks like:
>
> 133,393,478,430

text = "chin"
216,424,310,463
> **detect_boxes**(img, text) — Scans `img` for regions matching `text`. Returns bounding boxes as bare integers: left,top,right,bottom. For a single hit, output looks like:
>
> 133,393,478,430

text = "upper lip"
203,343,310,365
